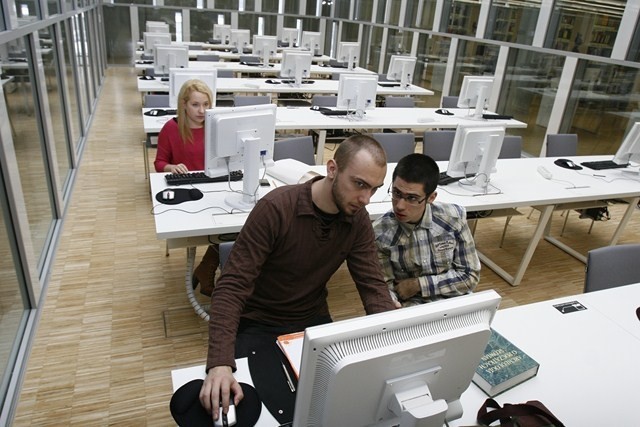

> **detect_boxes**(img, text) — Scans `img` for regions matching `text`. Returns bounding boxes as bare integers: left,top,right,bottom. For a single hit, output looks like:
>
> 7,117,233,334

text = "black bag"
477,398,565,427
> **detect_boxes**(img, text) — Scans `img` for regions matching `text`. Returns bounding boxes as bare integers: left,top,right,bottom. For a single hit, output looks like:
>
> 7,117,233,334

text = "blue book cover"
472,328,540,397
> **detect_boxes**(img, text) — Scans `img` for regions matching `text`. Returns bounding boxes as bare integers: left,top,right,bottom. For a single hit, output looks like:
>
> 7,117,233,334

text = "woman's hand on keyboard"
167,163,188,174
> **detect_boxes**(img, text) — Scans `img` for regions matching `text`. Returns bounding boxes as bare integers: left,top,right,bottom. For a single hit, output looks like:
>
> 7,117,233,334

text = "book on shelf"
276,331,304,379
473,328,540,397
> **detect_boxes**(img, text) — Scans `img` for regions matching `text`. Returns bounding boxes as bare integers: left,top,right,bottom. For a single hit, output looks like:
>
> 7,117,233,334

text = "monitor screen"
301,31,322,55
252,35,278,65
204,104,277,210
446,125,506,193
280,50,312,86
212,24,231,44
230,29,251,52
292,290,501,426
168,68,217,109
613,121,640,165
281,27,299,47
337,42,360,70
143,32,171,55
457,76,495,118
146,21,170,33
154,45,189,76
386,55,417,88
336,73,379,117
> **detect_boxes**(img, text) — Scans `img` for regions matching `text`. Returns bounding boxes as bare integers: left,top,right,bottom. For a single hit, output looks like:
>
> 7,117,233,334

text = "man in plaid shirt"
373,153,480,306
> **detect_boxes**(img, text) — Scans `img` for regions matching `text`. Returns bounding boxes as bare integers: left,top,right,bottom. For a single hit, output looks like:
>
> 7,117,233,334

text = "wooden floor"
12,67,640,426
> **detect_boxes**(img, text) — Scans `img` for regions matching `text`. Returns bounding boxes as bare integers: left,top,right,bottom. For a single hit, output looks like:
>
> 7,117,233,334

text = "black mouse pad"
554,159,583,170
155,188,203,205
170,380,262,427
248,343,297,425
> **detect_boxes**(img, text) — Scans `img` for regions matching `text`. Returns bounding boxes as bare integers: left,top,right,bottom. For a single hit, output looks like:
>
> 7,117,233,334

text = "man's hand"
394,278,420,301
199,366,244,422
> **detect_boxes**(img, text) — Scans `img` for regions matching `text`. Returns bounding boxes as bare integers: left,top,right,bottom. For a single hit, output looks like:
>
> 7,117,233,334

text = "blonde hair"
176,79,213,144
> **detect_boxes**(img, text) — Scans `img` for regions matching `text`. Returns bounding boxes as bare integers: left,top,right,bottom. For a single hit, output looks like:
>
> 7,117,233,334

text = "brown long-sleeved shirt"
206,177,396,371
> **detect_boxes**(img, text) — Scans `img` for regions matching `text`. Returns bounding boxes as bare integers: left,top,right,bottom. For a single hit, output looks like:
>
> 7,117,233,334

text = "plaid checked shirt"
373,202,480,305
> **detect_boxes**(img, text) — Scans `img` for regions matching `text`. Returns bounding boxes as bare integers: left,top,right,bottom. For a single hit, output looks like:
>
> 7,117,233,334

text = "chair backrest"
217,69,234,78
371,132,416,163
219,241,235,270
441,96,459,108
499,135,523,159
584,244,640,293
233,95,271,106
384,96,415,108
239,55,260,63
422,130,456,161
311,95,338,107
189,45,204,51
546,134,578,157
197,54,220,62
274,136,316,165
144,94,170,108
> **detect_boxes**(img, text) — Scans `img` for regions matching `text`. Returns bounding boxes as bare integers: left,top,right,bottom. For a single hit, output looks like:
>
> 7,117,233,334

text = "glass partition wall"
0,4,106,423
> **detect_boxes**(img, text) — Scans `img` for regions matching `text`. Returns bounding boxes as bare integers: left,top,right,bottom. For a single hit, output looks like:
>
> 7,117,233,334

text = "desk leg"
316,130,326,165
478,205,554,286
185,246,210,321
543,196,639,264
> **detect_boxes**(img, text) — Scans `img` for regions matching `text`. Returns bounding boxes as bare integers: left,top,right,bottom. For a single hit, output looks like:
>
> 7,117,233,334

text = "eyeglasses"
389,187,427,206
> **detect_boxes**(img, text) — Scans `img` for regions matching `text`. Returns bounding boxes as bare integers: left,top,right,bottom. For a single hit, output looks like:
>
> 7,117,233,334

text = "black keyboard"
482,113,513,120
438,172,474,186
320,109,351,116
280,79,315,84
165,171,243,186
378,82,401,88
580,160,629,170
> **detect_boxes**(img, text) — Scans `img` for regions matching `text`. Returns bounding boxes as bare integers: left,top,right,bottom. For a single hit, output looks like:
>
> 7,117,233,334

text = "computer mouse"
435,108,453,115
214,400,236,427
554,158,583,170
188,188,203,200
162,190,174,201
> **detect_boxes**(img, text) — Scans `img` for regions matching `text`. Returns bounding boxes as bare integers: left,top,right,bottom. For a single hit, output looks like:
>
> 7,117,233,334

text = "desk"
143,106,523,165
134,60,372,78
149,157,640,308
171,283,640,426
137,75,418,96
135,49,332,63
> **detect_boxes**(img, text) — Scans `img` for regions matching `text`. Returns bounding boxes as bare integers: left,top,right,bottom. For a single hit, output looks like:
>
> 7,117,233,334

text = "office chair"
188,45,204,50
219,241,235,270
311,95,338,107
546,133,578,157
371,132,416,163
584,244,640,293
144,94,170,108
233,95,271,106
274,136,316,165
384,96,415,108
239,55,260,63
422,130,456,161
441,96,459,108
197,54,220,61
495,136,525,247
217,69,234,77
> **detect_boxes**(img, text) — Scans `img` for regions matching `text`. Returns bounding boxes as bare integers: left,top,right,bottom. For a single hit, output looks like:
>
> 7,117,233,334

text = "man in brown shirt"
199,134,398,421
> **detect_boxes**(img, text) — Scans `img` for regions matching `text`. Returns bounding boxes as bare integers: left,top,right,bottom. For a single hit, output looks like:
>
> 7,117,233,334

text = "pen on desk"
271,180,278,188
281,361,296,392
593,174,606,177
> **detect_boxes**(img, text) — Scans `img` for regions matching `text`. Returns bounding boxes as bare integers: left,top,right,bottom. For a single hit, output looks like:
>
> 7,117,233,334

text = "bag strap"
477,398,565,427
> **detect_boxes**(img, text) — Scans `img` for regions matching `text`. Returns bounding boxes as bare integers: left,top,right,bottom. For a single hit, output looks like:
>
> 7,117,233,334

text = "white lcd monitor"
457,75,495,119
230,29,251,53
336,73,379,118
252,35,278,66
146,21,170,33
446,125,506,193
204,104,277,210
212,24,231,45
154,45,189,76
613,121,640,165
280,50,312,87
143,32,171,55
168,68,217,109
337,41,360,70
292,290,501,426
386,55,417,89
281,27,299,47
301,31,322,55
